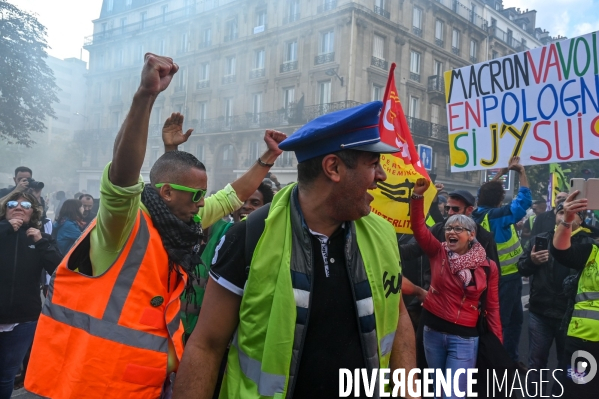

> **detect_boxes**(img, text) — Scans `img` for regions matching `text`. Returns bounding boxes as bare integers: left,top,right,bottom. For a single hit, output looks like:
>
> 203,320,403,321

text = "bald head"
149,151,205,186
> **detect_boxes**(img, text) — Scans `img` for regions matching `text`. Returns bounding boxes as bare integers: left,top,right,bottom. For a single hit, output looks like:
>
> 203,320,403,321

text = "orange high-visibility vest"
25,210,186,399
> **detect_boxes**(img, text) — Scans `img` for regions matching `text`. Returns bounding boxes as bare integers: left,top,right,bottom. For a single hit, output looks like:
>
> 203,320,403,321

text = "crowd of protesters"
1,54,598,399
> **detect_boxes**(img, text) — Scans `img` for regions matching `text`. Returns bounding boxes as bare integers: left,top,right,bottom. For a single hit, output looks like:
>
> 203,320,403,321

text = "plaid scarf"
141,186,203,293
441,241,487,286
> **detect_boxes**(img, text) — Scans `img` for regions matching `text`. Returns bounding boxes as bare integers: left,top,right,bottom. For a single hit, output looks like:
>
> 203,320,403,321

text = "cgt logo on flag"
370,63,437,233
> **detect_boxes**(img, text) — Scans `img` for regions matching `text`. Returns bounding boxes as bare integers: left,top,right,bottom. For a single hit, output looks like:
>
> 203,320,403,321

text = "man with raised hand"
25,54,285,399
174,101,418,399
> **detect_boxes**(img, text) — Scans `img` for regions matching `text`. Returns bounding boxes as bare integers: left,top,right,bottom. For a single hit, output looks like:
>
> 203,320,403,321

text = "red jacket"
410,198,503,342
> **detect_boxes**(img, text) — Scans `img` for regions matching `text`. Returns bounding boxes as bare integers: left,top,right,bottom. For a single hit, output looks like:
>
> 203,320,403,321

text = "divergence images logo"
570,350,597,384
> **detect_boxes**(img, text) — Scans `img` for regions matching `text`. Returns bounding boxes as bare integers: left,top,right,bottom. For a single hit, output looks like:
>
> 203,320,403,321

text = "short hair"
55,191,66,200
297,149,362,186
0,191,43,229
79,194,94,201
56,199,83,222
257,182,274,204
14,166,32,177
149,151,206,185
477,181,505,208
445,214,477,233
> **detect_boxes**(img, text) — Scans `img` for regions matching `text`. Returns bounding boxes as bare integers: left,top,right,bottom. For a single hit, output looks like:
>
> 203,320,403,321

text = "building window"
162,5,168,22
320,30,334,54
252,93,262,124
470,39,478,63
113,79,121,98
410,51,421,82
283,87,295,116
254,9,267,33
137,44,145,63
202,27,211,47
412,6,422,37
431,104,439,125
140,12,147,29
176,67,186,91
492,50,499,59
249,141,261,161
452,29,460,55
126,0,132,7
151,107,162,127
115,48,124,67
225,19,238,42
434,60,443,76
225,56,236,76
199,62,209,81
254,49,265,69
221,144,235,168
107,0,114,12
470,3,477,23
111,111,120,128
409,96,419,119
120,17,127,33
224,98,233,128
373,34,385,60
286,0,300,23
180,33,189,54
286,40,298,62
372,84,383,101
435,20,444,47
318,81,331,105
196,144,205,162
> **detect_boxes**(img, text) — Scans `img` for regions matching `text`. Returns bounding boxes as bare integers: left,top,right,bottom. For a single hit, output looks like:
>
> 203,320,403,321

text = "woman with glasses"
0,192,62,398
409,178,502,399
52,199,85,256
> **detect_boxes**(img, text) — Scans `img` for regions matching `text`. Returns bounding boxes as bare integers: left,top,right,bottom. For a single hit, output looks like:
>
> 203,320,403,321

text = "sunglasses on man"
155,183,207,202
7,201,33,210
444,205,463,213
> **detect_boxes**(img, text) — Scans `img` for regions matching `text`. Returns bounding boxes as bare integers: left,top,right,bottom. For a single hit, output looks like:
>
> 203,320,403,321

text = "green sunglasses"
155,183,207,202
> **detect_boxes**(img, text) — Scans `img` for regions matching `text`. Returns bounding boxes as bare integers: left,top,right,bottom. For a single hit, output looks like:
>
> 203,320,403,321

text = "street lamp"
325,68,344,86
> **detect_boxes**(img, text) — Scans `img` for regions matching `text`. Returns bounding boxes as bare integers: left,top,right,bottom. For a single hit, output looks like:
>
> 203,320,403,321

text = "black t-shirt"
210,220,368,398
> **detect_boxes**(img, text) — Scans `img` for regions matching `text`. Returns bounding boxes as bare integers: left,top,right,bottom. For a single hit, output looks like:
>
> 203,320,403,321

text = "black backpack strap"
244,203,271,276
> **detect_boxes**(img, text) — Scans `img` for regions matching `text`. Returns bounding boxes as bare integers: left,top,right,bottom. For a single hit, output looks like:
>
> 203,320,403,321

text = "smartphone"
534,236,549,251
569,178,599,210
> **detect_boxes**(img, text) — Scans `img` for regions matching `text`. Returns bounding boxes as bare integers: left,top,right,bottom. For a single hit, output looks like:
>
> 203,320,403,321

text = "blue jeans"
423,326,479,399
499,274,523,362
0,321,37,399
527,311,567,397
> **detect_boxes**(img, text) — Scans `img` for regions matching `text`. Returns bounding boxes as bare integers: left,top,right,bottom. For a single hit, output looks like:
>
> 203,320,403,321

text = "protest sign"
445,31,599,172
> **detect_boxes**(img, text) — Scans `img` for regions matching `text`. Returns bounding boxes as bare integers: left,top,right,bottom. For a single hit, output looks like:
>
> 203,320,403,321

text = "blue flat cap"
279,101,400,163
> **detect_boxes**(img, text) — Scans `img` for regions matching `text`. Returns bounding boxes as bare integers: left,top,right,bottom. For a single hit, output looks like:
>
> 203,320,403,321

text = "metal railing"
406,116,448,140
435,38,444,48
315,52,335,65
280,60,298,73
452,46,460,55
430,0,487,31
374,6,390,19
84,1,237,46
413,26,423,37
409,72,421,82
489,26,529,51
249,68,265,79
428,75,444,93
371,56,388,70
196,80,210,89
222,75,236,84
470,55,477,63
198,41,211,49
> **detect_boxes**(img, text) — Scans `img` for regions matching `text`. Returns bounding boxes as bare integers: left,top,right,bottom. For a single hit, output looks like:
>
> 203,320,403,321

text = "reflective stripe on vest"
481,214,521,276
26,210,187,398
568,245,599,341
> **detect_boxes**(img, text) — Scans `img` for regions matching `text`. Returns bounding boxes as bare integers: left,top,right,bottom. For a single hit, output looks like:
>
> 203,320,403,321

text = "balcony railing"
175,86,186,93
374,6,390,19
283,13,300,24
428,75,444,93
452,46,460,55
222,75,236,84
413,26,423,37
84,2,237,47
409,72,421,82
280,60,298,73
406,116,448,140
470,55,477,63
198,41,211,49
315,52,334,65
435,38,444,47
317,0,337,13
249,68,266,79
371,56,388,70
196,80,210,89
489,26,529,51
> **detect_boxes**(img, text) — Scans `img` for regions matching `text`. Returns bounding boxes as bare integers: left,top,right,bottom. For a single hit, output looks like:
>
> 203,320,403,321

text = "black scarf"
141,186,203,293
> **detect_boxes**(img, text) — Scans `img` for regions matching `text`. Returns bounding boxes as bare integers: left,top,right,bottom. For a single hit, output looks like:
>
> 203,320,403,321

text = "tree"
0,1,58,146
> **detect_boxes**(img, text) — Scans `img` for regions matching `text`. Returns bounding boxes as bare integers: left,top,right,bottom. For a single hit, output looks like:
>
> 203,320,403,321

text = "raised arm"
110,54,178,187
162,112,193,152
410,178,442,257
230,130,287,202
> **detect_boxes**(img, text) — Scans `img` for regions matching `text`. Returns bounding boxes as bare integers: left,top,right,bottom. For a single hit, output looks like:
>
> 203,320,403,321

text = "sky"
8,0,599,65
